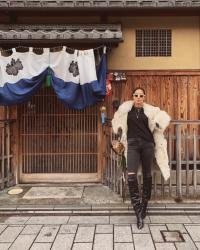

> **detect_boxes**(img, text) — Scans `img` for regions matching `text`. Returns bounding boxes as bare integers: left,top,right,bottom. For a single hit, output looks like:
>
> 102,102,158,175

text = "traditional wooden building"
0,0,200,200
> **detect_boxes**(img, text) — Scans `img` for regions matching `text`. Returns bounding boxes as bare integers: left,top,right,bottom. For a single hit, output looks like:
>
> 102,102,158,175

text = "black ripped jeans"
127,138,155,178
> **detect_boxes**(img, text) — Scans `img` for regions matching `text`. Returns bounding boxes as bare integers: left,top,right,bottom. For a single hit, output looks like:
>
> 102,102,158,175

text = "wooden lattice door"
18,87,101,183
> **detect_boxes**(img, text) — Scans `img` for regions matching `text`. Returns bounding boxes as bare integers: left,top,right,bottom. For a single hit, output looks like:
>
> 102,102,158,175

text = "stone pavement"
0,214,200,250
1,184,200,249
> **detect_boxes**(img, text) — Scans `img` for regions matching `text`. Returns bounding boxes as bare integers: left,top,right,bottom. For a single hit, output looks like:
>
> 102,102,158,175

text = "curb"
0,204,200,216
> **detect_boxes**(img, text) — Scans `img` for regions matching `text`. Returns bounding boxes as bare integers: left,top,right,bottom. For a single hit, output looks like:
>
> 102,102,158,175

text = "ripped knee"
127,172,137,181
128,172,136,176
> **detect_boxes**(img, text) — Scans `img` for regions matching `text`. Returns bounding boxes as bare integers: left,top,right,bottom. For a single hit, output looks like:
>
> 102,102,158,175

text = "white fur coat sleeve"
111,101,132,135
152,109,171,181
154,110,171,132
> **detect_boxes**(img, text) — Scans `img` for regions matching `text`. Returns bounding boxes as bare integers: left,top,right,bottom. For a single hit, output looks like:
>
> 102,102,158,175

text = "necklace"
135,108,141,119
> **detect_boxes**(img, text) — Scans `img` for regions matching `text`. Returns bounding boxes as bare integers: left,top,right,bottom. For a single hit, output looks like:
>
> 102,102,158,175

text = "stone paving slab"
131,223,150,233
149,215,191,224
23,187,84,199
83,186,123,204
184,225,200,241
188,215,200,223
9,234,36,250
0,215,200,249
195,242,200,249
59,224,78,234
68,216,109,224
0,243,12,250
21,225,43,235
26,216,69,225
0,216,30,224
166,223,187,234
30,243,52,250
0,225,7,234
51,233,74,250
133,233,155,250
35,226,59,243
155,242,176,250
93,234,113,250
149,225,167,242
0,226,23,242
110,215,150,224
114,243,134,250
96,224,113,234
114,225,132,242
72,243,93,250
74,226,95,242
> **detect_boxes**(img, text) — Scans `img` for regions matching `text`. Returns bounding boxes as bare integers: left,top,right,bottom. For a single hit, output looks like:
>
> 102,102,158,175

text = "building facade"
0,1,200,199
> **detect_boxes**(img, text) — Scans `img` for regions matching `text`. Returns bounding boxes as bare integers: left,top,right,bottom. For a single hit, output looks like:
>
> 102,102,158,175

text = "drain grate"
161,230,185,242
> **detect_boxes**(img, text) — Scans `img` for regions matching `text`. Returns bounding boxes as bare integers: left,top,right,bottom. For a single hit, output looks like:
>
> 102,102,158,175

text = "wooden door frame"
17,102,103,184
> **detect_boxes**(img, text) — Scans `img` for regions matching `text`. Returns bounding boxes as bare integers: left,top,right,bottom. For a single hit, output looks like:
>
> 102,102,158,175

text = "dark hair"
132,87,146,95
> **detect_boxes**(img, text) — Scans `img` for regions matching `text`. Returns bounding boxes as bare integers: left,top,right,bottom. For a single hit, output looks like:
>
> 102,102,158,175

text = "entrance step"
0,203,200,216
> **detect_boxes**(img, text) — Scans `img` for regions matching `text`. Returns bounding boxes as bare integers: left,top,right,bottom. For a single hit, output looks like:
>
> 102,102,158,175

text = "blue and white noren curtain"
0,47,106,109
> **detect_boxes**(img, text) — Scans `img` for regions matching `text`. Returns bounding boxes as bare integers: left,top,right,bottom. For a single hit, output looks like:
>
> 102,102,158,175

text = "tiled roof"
0,25,122,41
0,0,200,8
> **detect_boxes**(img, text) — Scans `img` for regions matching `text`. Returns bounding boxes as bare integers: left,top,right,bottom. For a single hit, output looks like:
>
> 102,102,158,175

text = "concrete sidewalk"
0,183,200,216
0,214,200,249
0,184,123,206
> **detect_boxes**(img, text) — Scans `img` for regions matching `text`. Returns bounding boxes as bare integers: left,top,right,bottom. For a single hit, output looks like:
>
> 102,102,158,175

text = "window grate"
136,29,172,57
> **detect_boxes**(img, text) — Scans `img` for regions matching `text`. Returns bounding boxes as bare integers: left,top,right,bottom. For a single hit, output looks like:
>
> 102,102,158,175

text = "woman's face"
133,89,145,106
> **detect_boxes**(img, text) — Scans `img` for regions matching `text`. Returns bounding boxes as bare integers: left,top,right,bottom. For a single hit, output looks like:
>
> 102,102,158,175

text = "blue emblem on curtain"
0,48,106,109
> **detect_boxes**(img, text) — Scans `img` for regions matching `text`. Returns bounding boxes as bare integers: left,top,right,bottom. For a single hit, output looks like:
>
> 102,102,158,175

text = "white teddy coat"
111,101,171,181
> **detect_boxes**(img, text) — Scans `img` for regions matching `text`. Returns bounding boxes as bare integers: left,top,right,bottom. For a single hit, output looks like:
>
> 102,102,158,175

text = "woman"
112,87,171,229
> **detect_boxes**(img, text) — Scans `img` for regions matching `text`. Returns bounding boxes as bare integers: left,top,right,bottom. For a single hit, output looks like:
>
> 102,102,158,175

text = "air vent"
136,29,172,57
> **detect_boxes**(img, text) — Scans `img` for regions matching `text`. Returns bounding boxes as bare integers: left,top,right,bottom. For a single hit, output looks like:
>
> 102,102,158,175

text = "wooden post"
6,107,11,187
185,129,189,198
175,124,182,202
193,128,197,197
1,127,5,190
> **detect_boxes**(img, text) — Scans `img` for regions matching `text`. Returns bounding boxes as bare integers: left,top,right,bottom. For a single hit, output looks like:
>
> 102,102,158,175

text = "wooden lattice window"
136,29,172,57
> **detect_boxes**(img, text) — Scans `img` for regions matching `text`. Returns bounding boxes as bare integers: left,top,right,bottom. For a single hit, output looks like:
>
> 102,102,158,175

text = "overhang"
0,0,200,8
0,24,123,45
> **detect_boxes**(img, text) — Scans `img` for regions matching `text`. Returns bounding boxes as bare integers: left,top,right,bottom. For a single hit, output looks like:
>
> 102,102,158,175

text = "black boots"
141,176,152,219
127,174,143,230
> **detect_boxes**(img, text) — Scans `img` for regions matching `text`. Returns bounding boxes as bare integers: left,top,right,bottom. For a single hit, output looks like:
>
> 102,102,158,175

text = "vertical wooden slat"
61,106,63,174
50,95,53,173
31,104,33,174
193,128,197,197
185,129,189,198
168,129,172,197
34,99,37,174
6,107,10,187
84,108,86,174
1,127,5,189
176,124,182,201
68,109,71,173
26,106,28,174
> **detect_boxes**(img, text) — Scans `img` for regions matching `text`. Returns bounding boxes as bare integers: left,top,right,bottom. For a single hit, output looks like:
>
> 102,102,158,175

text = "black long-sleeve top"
127,106,154,143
